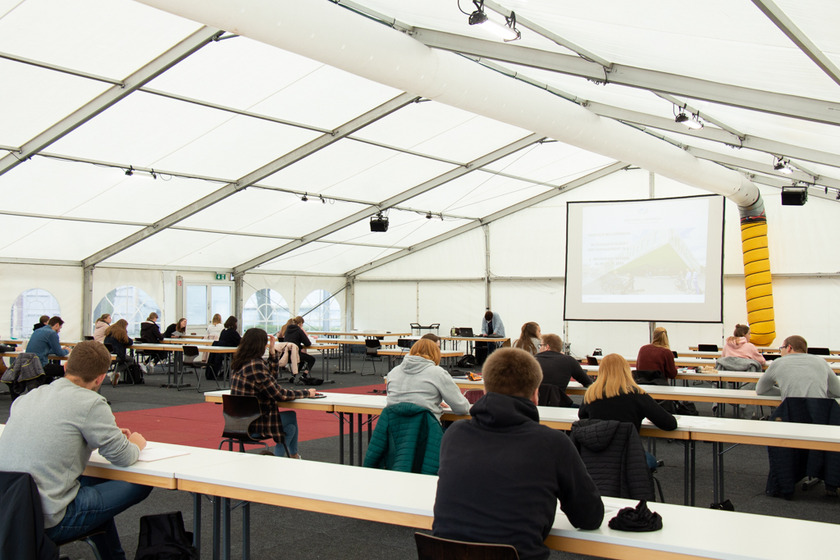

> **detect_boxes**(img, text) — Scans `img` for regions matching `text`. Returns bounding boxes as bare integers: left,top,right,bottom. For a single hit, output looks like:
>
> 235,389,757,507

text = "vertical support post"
234,274,244,324
82,265,94,336
483,224,491,309
345,277,355,331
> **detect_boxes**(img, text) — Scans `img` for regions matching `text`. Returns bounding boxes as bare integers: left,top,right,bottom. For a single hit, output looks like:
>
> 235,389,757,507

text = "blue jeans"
253,410,299,457
45,476,152,560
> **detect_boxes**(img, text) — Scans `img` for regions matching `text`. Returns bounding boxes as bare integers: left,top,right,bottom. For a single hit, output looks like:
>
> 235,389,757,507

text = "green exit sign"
215,273,227,280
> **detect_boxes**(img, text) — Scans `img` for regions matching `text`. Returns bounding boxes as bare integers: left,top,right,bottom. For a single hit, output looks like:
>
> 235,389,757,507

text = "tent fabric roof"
1,0,837,275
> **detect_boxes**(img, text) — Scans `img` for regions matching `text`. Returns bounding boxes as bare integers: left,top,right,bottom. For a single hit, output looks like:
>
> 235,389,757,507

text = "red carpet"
112,383,385,450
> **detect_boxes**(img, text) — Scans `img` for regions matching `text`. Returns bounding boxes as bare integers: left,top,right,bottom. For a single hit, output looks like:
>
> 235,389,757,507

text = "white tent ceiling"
1,0,838,276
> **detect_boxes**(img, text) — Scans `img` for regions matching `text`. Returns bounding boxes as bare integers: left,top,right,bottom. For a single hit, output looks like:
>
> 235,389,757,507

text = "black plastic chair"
219,394,289,455
698,344,719,352
0,471,104,560
181,345,210,392
415,532,519,560
361,338,382,376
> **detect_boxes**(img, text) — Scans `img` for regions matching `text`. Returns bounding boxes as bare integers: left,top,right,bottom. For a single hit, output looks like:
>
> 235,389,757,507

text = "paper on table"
91,442,190,464
137,442,190,462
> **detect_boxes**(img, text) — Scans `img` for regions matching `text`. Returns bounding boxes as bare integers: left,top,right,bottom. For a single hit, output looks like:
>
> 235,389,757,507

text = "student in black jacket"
282,316,315,377
434,348,603,560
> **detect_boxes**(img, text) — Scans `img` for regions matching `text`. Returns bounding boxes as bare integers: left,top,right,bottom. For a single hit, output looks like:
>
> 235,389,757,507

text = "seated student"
386,338,470,421
756,335,840,400
217,316,242,347
33,314,49,332
163,317,187,338
25,316,69,382
433,348,603,560
206,315,242,380
636,326,678,380
276,317,295,342
103,319,136,387
282,316,315,380
513,321,542,355
92,313,111,343
720,324,765,366
419,332,441,346
0,341,151,559
578,353,677,469
139,312,166,366
535,333,592,392
230,328,318,458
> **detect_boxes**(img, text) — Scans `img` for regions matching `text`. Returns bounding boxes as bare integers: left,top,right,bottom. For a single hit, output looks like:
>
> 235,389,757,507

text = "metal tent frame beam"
82,92,418,267
409,27,840,126
0,27,222,176
347,161,630,277
752,0,840,88
233,133,545,275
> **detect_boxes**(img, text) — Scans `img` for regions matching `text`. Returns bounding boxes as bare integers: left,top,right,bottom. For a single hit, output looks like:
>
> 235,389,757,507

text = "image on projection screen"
564,195,724,322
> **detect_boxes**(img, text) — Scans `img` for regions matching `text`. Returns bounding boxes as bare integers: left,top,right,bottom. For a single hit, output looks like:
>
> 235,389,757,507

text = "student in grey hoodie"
385,338,470,421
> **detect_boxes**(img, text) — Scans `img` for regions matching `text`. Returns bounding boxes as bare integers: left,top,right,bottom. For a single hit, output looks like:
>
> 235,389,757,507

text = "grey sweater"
756,353,840,399
386,355,471,420
0,378,139,527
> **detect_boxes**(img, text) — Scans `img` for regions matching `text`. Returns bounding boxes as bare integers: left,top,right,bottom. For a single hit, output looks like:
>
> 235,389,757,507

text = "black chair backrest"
414,532,519,560
807,347,830,355
0,471,59,558
183,345,199,358
221,394,263,439
698,344,719,352
365,339,381,352
84,335,94,340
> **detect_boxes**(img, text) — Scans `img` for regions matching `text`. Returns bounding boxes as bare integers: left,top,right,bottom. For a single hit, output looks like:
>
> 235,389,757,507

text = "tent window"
10,288,61,339
185,284,231,328
300,289,341,332
93,286,160,338
243,289,291,334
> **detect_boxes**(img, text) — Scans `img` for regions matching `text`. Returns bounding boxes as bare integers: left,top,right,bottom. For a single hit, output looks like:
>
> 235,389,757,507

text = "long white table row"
5,415,840,560
78,438,840,560
203,390,840,508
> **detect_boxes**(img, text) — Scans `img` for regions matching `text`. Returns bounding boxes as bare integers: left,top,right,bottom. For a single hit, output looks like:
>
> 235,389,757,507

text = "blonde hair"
408,338,441,365
212,313,222,325
584,353,644,404
651,327,670,349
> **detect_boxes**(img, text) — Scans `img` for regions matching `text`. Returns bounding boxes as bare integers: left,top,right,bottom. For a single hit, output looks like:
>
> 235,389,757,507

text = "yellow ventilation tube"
739,213,775,347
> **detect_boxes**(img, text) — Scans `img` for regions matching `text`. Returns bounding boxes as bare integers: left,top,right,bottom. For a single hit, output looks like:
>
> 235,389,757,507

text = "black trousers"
298,352,316,373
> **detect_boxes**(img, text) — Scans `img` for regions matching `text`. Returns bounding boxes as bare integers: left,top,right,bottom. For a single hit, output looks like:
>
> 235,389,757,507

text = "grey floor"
3,355,839,559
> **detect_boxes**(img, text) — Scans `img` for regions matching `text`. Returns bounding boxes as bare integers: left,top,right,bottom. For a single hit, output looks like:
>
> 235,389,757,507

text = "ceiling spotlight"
149,169,157,180
675,110,703,130
320,195,326,204
467,0,520,42
426,211,432,219
301,193,308,202
125,165,134,176
773,156,794,175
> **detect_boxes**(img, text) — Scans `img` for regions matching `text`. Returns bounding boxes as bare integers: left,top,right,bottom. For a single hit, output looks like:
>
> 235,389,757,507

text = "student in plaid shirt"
231,328,317,458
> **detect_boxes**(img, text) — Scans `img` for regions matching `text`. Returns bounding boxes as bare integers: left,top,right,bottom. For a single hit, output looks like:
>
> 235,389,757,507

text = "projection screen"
564,195,724,322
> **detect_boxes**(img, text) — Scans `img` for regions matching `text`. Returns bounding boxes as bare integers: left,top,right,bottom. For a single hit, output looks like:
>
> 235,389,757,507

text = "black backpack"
135,511,198,560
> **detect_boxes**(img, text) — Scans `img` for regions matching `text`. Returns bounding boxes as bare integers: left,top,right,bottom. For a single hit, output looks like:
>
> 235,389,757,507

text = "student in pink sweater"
721,324,766,364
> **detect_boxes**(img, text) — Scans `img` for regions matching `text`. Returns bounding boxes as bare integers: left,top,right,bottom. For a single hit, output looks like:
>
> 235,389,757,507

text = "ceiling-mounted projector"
370,213,389,232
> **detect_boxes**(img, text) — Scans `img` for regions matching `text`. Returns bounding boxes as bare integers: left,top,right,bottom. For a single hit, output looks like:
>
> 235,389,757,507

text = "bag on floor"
135,511,198,560
456,354,477,368
300,373,324,386
124,362,145,384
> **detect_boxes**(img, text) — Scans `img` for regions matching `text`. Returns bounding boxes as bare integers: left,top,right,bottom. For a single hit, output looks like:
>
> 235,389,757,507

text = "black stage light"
781,187,808,206
370,213,389,232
